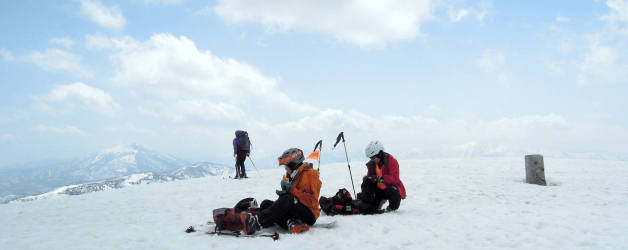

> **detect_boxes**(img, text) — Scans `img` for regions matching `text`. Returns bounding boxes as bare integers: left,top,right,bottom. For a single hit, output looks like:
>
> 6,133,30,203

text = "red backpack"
212,197,259,231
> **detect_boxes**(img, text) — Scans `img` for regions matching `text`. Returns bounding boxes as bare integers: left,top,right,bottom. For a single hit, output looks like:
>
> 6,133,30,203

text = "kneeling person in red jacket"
357,140,406,213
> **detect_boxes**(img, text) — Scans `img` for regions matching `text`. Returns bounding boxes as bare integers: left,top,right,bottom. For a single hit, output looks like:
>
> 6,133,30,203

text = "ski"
313,220,336,229
185,223,279,240
206,231,279,241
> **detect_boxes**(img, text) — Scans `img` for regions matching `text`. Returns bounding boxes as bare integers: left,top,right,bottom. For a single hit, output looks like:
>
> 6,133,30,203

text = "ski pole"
333,132,356,197
314,140,322,170
247,155,261,177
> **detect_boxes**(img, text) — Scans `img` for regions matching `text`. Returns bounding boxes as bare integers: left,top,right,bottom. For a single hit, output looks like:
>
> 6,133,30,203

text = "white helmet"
365,140,384,158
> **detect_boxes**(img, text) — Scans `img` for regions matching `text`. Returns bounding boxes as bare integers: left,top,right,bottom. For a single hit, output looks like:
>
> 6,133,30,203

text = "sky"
1,0,627,167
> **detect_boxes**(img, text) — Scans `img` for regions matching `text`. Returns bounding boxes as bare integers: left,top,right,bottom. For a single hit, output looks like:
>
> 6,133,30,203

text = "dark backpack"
319,188,359,216
237,131,250,151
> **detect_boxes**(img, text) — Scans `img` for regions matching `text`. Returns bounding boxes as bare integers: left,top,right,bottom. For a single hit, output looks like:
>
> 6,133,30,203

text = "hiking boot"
287,219,310,234
376,200,388,211
239,212,260,235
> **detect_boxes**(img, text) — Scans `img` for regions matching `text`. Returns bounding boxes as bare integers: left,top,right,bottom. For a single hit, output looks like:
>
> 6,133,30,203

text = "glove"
276,180,292,196
376,176,384,183
280,180,292,191
365,175,382,183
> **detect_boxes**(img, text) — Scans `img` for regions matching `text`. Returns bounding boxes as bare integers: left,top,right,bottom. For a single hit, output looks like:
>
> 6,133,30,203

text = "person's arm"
291,172,321,206
381,159,399,185
233,138,238,155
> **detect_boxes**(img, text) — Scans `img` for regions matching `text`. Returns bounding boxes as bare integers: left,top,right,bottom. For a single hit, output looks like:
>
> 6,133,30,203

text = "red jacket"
367,153,406,199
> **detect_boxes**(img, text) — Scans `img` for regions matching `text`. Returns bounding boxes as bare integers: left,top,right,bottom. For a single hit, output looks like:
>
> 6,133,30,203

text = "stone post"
525,154,547,186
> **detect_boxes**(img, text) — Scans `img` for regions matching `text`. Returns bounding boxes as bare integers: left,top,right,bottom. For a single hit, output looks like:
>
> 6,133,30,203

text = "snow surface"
1,157,627,250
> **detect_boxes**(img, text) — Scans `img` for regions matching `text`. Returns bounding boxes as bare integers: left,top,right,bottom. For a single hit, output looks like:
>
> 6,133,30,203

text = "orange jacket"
287,162,322,219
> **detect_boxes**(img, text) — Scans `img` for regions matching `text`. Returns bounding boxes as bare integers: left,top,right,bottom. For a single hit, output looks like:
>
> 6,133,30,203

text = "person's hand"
280,180,292,191
365,175,382,183
246,152,250,156
276,180,291,196
376,176,384,183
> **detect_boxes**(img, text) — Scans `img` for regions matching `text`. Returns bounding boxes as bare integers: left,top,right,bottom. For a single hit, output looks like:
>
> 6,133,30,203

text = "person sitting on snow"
357,140,406,213
239,148,322,234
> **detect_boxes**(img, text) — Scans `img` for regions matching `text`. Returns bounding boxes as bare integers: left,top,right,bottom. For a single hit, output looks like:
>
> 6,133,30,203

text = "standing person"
232,130,251,179
357,140,406,213
239,148,322,234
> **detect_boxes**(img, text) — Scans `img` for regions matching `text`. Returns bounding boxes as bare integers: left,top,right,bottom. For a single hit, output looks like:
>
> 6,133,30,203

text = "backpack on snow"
319,188,360,215
212,197,259,231
236,131,251,151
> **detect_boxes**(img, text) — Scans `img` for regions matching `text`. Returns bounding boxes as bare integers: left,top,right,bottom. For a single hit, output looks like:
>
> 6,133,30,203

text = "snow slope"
1,157,627,249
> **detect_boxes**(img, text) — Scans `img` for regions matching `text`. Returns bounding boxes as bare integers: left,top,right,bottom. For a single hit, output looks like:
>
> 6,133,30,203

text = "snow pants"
357,179,402,213
258,194,316,229
235,150,247,178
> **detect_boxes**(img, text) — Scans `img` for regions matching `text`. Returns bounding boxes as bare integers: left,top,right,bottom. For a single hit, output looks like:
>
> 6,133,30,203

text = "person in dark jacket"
233,130,250,179
357,140,406,213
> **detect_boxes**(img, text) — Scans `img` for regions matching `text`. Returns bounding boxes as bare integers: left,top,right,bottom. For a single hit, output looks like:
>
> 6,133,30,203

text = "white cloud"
213,0,436,48
107,123,156,136
78,0,126,30
449,9,471,22
141,100,246,122
38,82,118,116
85,33,136,50
26,48,93,78
49,37,75,49
475,49,506,73
102,33,316,114
485,114,568,137
543,59,565,75
251,109,570,159
558,39,574,53
448,8,488,23
556,16,570,22
33,124,86,135
603,0,628,24
578,35,628,85
132,0,183,5
0,48,14,61
475,49,510,87
194,6,213,16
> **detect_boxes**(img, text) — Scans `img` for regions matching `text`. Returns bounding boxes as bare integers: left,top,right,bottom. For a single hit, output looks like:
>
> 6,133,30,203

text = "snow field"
1,157,627,249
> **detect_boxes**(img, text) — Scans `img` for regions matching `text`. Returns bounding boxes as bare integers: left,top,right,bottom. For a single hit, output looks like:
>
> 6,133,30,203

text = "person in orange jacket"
357,140,406,213
240,148,322,234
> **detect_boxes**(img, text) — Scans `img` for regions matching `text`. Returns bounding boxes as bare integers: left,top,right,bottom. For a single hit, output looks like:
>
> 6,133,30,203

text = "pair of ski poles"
242,132,357,198
306,132,357,198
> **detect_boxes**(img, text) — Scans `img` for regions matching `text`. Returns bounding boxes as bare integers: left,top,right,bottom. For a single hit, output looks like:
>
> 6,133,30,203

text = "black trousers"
258,194,316,229
235,150,247,177
357,179,402,213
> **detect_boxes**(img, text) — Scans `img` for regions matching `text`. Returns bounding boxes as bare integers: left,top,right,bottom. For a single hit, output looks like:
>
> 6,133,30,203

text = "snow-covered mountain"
0,144,229,203
17,162,232,202
72,144,188,181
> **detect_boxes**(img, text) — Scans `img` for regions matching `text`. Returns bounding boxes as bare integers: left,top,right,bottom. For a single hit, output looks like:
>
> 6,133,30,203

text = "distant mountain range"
0,144,232,204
